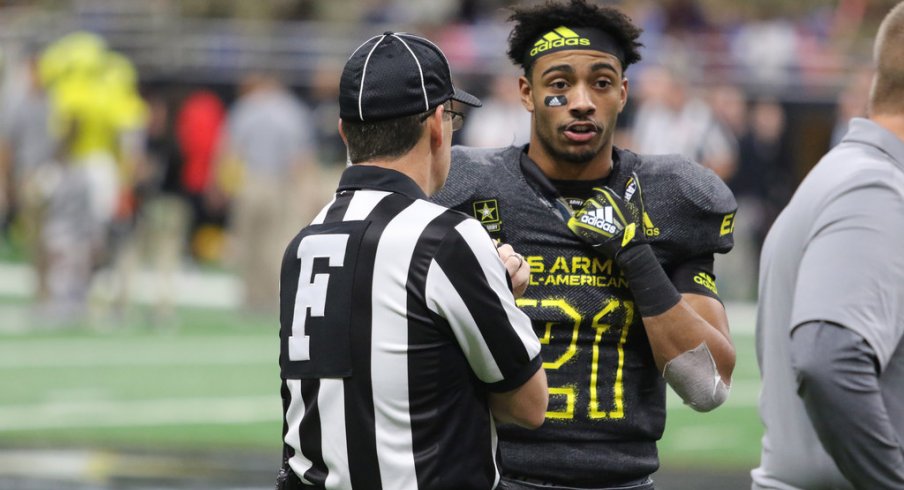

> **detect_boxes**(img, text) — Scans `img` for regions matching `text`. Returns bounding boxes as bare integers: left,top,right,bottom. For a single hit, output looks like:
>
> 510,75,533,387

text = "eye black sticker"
545,95,567,107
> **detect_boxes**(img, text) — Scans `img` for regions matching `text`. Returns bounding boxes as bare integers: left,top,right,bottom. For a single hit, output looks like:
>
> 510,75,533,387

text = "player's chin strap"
662,342,731,412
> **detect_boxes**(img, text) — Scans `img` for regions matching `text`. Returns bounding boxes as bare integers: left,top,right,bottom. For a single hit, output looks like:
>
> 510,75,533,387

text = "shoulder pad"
613,150,737,263
432,145,521,209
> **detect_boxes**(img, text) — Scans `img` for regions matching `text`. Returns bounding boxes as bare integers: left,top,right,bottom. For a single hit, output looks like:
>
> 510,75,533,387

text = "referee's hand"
497,243,530,299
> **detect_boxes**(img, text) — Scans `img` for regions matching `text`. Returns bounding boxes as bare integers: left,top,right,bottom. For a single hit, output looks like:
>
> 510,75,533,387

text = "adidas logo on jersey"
693,272,718,294
530,27,591,57
580,207,618,234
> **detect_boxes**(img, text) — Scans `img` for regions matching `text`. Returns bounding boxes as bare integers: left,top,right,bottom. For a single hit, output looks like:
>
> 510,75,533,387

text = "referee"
276,32,548,490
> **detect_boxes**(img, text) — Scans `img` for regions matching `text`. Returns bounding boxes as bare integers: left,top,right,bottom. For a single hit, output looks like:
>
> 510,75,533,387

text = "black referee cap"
339,31,481,122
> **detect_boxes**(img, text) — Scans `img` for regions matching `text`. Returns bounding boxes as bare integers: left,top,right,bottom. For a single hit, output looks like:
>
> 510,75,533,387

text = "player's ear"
619,77,629,113
519,75,534,112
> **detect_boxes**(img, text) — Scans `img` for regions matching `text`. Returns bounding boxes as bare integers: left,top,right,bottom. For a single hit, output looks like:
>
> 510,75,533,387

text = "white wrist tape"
662,342,730,412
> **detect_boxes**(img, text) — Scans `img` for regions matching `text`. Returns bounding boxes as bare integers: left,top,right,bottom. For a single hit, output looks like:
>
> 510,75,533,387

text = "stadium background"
0,0,895,488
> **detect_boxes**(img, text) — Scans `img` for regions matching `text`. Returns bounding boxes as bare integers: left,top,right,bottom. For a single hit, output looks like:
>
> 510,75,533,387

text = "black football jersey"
432,145,737,486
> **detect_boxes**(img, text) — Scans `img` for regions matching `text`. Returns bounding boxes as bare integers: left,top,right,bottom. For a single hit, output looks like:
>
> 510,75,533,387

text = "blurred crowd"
0,32,326,325
0,0,888,325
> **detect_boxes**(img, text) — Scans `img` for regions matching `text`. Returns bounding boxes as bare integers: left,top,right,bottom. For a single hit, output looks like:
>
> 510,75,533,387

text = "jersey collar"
517,145,626,222
337,164,428,200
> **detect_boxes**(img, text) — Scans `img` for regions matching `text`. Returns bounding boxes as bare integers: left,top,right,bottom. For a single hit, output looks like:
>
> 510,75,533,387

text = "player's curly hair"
506,0,643,76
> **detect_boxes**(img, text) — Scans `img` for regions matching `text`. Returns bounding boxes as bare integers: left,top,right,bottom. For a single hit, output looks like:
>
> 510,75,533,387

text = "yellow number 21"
516,297,634,420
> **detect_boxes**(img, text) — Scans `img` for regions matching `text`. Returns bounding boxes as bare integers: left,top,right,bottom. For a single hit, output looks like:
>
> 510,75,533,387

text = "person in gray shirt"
752,3,904,489
219,74,320,313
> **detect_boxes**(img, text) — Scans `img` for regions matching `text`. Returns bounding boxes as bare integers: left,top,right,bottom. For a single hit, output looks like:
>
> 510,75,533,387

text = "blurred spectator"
39,156,94,323
110,91,190,325
359,0,459,24
660,0,710,36
630,63,738,181
831,66,872,147
43,33,147,258
174,88,227,261
217,73,319,313
0,48,58,302
308,61,345,168
306,62,346,212
738,99,794,244
720,99,793,300
34,32,147,323
730,18,799,91
707,83,748,140
461,71,530,148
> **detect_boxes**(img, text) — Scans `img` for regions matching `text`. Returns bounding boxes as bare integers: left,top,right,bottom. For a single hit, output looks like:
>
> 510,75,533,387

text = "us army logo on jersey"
472,199,502,233
563,197,585,211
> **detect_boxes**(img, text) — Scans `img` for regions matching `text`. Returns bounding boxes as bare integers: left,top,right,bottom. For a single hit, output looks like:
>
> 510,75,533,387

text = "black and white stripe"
279,174,540,490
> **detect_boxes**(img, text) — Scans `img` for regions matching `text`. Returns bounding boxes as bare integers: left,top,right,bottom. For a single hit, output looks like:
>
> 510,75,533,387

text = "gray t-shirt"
752,117,904,489
0,91,56,176
226,88,315,179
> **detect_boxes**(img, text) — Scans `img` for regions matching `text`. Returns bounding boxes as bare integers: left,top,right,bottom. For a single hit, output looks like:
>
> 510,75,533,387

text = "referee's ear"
428,105,447,152
338,119,348,146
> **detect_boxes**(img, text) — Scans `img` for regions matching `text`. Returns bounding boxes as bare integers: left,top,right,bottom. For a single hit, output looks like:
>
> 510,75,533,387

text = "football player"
432,1,737,488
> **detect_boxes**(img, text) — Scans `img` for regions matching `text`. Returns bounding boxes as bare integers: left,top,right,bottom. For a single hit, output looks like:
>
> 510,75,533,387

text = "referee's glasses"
420,105,464,132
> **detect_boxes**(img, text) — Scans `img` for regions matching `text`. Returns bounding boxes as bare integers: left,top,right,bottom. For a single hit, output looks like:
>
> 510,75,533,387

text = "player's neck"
527,140,614,181
870,113,904,143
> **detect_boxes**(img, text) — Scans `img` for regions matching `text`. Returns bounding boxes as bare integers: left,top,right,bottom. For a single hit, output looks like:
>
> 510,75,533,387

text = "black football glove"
567,172,647,260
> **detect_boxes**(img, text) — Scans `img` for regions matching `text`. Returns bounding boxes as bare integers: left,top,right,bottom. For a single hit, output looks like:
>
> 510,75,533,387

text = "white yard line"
0,395,280,431
0,380,761,433
0,336,274,367
0,262,242,309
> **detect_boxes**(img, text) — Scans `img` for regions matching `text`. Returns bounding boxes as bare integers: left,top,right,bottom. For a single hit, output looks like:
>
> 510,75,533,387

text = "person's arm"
491,242,544,426
791,321,904,489
568,175,734,411
641,288,734,384
427,218,547,428
611,245,734,411
785,176,904,486
489,368,548,429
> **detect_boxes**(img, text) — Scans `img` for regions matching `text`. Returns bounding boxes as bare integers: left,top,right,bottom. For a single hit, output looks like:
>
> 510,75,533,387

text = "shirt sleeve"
424,217,541,393
667,254,721,301
791,182,904,369
790,321,904,489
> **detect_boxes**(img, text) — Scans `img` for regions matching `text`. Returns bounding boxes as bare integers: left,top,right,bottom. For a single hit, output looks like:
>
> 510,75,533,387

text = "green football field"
0,294,762,486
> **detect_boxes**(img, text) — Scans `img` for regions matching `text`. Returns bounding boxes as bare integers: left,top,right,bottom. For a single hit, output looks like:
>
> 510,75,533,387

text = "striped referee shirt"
279,165,542,490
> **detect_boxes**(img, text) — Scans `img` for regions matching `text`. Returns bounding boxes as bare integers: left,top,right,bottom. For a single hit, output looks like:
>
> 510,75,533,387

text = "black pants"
276,466,311,490
277,466,655,490
499,475,655,490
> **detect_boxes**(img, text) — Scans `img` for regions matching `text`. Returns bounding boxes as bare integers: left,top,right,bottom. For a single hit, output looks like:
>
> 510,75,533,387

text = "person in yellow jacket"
37,32,147,323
